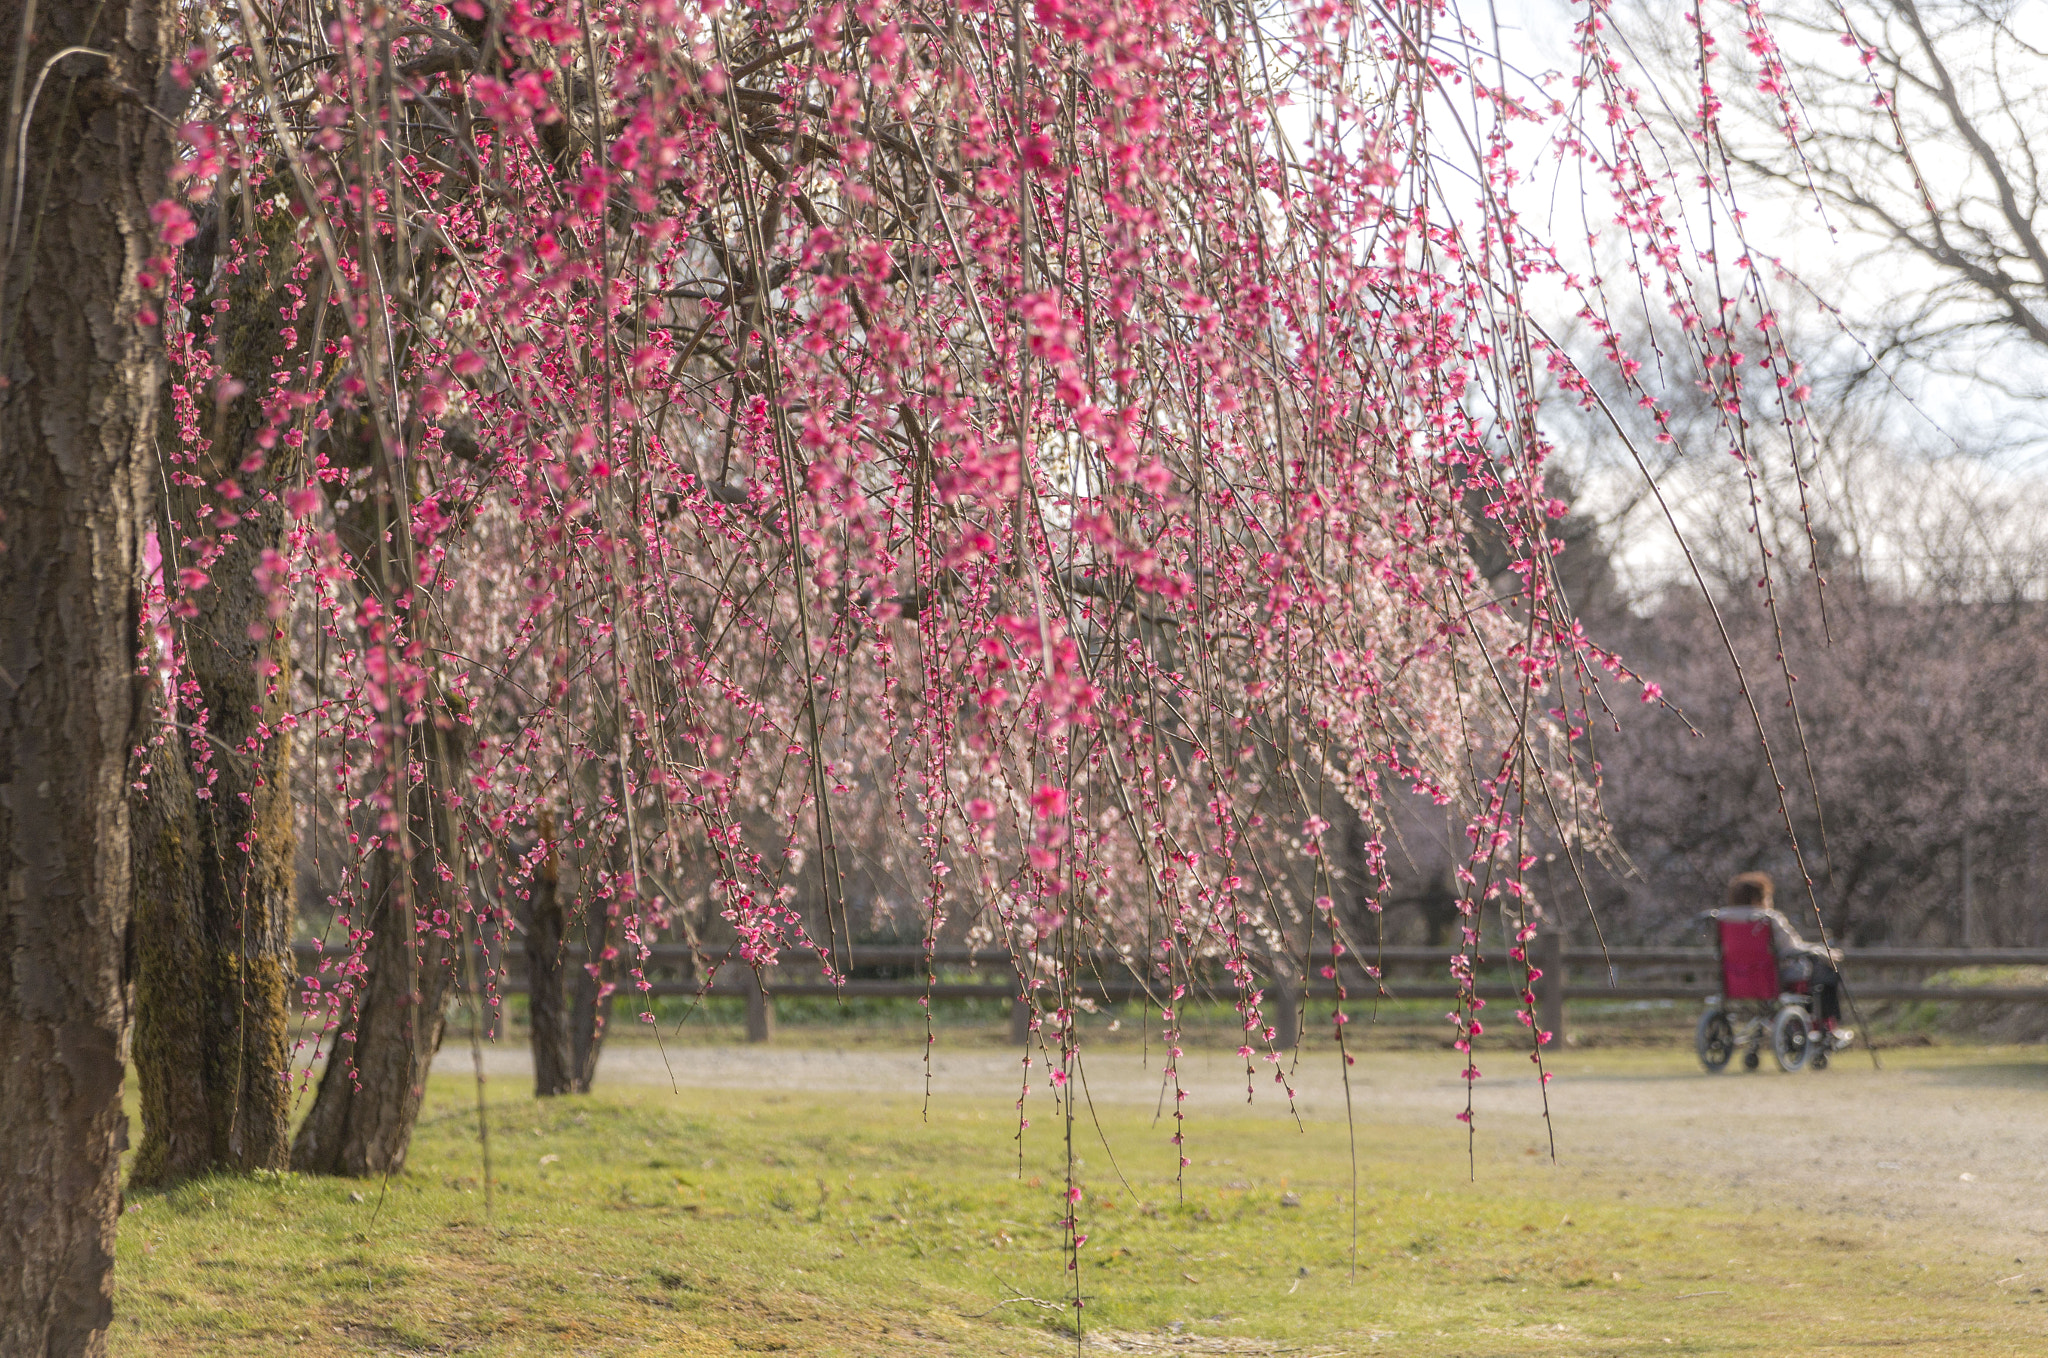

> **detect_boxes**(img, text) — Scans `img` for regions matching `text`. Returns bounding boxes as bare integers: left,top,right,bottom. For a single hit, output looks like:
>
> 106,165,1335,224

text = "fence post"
1266,972,1301,1050
742,967,776,1044
1010,994,1033,1046
1530,927,1565,1047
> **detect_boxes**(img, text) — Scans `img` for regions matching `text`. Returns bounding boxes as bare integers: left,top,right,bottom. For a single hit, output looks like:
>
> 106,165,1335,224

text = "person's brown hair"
1727,871,1774,908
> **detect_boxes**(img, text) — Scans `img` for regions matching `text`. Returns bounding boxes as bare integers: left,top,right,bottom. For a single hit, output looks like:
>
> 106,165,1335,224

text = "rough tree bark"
130,209,305,1187
0,0,172,1349
523,813,576,1097
126,697,211,1174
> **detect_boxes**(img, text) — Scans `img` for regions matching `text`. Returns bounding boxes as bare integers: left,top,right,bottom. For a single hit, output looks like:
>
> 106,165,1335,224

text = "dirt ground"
438,1033,2048,1272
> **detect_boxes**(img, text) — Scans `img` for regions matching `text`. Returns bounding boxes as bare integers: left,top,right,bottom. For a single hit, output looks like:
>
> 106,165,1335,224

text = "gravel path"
437,1038,2048,1255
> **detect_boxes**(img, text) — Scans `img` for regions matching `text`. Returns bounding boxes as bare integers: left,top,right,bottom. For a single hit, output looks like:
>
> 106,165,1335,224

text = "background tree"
1613,0,2048,447
1573,430,2048,948
1537,291,2048,950
1605,579,2048,945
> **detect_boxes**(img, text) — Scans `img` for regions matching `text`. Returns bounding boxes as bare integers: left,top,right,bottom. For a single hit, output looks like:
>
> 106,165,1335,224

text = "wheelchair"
1694,910,1825,1073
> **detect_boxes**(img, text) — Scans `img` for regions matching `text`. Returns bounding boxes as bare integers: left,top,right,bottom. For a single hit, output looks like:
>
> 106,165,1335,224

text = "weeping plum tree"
0,0,1876,1343
128,0,1838,1265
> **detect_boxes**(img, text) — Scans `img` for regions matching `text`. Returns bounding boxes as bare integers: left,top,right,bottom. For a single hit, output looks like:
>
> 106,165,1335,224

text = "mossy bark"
129,709,213,1186
129,207,306,1187
128,760,295,1184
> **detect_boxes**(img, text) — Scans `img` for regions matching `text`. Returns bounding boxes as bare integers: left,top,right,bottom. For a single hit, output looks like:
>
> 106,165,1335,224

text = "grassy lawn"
113,1045,2048,1356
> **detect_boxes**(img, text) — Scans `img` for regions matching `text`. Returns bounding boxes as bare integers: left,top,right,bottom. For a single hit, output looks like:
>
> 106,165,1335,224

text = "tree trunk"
289,719,468,1176
523,816,575,1097
569,873,619,1094
128,697,213,1184
0,0,171,1348
130,210,304,1187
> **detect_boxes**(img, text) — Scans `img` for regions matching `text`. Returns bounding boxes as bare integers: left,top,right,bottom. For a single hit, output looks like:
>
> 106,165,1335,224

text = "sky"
1447,0,2048,602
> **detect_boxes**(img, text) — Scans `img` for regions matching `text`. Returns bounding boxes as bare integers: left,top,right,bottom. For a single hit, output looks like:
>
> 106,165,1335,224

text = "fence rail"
289,941,2048,1042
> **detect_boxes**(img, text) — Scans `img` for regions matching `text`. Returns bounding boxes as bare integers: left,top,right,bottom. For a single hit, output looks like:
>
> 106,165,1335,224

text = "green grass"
113,1051,2046,1356
498,993,1724,1053
501,985,2018,1050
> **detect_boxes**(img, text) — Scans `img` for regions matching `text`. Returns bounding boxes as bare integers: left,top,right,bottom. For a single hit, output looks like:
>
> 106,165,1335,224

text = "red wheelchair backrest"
1718,917,1779,1000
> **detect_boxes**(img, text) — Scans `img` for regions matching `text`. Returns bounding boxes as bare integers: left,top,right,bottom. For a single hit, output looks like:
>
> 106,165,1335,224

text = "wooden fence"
291,941,2048,1044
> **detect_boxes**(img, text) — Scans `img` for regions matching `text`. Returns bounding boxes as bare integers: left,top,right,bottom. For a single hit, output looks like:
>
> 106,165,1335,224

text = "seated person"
1719,871,1852,1044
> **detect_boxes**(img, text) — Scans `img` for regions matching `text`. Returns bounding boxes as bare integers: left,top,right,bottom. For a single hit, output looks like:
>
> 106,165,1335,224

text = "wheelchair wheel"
1772,1007,1813,1072
1696,1010,1736,1073
1742,1048,1760,1071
